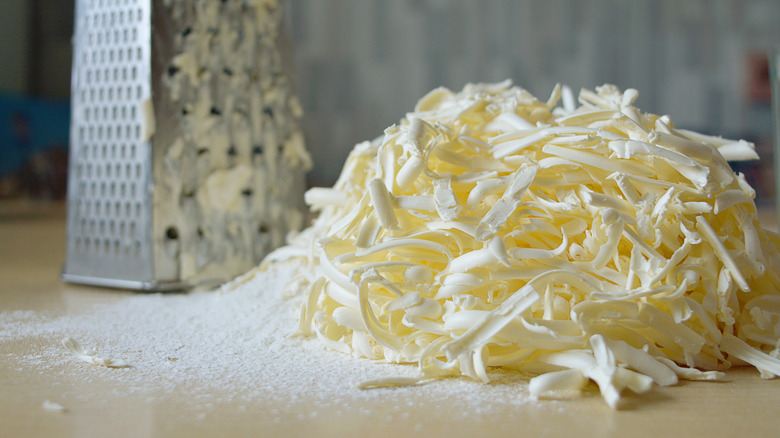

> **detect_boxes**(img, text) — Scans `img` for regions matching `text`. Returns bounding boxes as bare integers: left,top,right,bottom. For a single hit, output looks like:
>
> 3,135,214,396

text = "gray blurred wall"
2,0,779,188
0,0,31,94
287,0,780,186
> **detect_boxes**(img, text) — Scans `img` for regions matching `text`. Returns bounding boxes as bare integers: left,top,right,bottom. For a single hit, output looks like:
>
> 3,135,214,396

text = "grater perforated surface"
63,0,309,291
64,0,156,287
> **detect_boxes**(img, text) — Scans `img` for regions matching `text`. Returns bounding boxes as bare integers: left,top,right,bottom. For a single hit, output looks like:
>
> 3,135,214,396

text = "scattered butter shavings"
61,337,130,368
41,400,67,412
265,80,780,409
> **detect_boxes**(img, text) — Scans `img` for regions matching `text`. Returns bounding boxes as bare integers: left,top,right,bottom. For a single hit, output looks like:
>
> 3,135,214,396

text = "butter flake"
61,337,129,368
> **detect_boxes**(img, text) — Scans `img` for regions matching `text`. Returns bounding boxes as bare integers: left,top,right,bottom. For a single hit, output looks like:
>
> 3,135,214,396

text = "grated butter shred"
266,81,780,408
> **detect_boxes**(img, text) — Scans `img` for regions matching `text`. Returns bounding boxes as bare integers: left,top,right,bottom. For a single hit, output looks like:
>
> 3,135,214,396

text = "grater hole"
258,223,270,234
165,226,179,240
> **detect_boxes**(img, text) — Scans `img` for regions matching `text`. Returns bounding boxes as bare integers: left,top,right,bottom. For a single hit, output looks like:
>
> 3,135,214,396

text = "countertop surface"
2,200,780,438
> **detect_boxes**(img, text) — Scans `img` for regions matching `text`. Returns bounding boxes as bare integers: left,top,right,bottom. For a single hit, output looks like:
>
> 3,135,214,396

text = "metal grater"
63,0,310,291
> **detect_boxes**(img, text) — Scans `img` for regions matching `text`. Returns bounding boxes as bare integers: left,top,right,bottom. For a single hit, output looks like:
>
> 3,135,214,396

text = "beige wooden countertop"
2,200,780,438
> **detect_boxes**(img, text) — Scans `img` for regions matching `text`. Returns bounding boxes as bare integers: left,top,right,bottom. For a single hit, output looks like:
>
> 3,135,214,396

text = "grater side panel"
64,0,155,283
147,0,311,286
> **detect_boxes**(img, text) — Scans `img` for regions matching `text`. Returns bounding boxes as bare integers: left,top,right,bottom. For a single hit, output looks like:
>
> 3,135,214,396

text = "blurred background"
1,0,779,202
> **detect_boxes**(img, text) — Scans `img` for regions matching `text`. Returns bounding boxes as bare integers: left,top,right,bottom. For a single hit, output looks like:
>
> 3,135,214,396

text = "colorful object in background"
0,92,70,199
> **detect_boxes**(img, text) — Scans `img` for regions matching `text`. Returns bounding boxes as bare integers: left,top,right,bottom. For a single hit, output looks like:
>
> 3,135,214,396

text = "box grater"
63,0,311,291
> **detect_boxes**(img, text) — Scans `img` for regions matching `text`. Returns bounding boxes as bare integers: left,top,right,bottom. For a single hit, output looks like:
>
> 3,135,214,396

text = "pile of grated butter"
266,80,780,408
